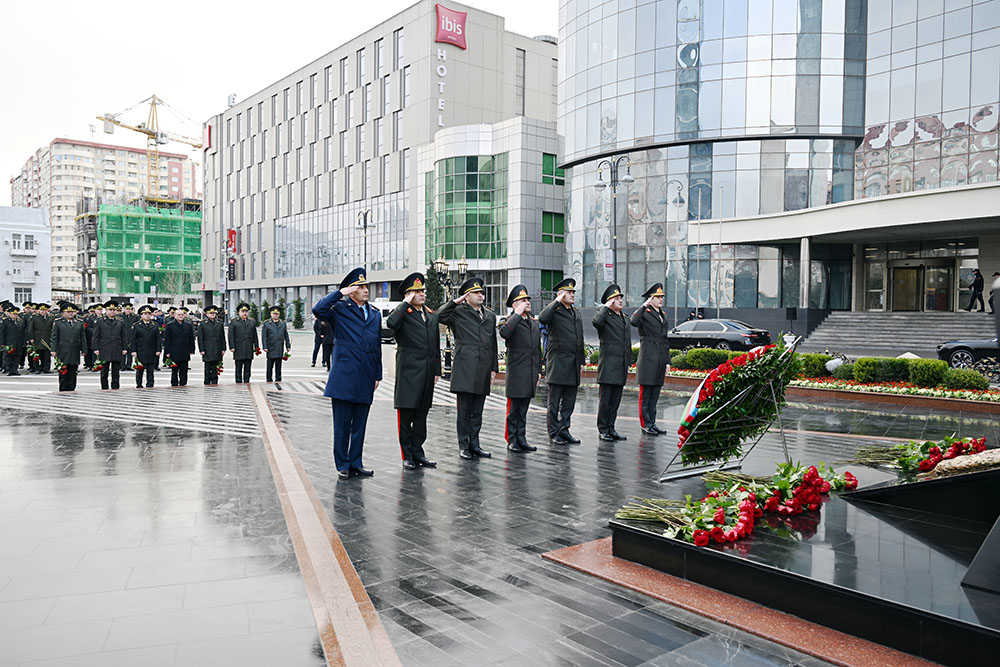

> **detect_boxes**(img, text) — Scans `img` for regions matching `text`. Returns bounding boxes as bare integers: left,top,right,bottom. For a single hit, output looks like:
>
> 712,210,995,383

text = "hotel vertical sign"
434,4,468,128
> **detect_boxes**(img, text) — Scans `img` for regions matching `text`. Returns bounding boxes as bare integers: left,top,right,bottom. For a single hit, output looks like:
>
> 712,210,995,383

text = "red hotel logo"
435,4,467,50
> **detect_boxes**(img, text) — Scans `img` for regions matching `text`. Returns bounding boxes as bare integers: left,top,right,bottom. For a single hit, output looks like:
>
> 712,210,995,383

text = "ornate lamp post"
433,254,468,378
593,155,634,285
356,209,374,268
665,179,686,324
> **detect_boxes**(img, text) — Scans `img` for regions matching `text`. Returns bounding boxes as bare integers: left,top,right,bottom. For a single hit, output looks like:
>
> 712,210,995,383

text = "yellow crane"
96,95,202,199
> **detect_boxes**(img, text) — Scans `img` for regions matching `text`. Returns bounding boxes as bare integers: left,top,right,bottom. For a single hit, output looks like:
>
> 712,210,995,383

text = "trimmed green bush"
672,353,691,370
631,346,640,365
853,357,881,383
588,349,600,365
685,348,732,370
942,368,990,391
909,359,948,387
854,357,911,383
798,353,834,378
883,358,910,382
833,362,855,380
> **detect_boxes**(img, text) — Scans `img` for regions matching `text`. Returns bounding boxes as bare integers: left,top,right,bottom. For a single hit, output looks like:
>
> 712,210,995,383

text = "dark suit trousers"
456,392,487,453
332,399,371,471
234,359,252,383
639,384,662,428
38,350,51,373
204,362,219,385
597,384,624,435
171,361,189,386
99,361,121,390
506,397,531,446
84,346,94,369
397,407,429,461
136,367,154,388
547,383,578,439
4,353,19,375
58,365,78,391
266,358,283,381
322,344,333,368
968,290,985,311
312,338,322,364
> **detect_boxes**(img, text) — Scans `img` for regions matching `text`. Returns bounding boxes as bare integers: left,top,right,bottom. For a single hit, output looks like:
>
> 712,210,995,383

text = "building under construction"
76,196,202,305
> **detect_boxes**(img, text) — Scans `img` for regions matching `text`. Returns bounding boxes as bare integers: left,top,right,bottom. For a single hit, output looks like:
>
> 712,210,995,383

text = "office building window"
14,287,31,302
357,48,366,87
24,234,34,250
339,57,348,95
542,212,564,243
296,80,304,114
515,49,525,116
316,106,323,137
331,98,338,133
325,136,333,170
283,87,290,119
11,233,21,249
542,153,564,185
297,148,303,180
402,66,411,108
271,157,277,187
356,125,365,163
393,111,403,151
382,155,391,193
284,153,291,185
375,117,384,156
325,65,333,101
393,28,404,69
347,91,355,127
271,94,277,124
309,73,317,108
340,131,348,166
345,164,352,200
364,83,371,123
364,160,371,199
312,143,318,176
401,148,410,190
382,76,392,116
375,38,384,78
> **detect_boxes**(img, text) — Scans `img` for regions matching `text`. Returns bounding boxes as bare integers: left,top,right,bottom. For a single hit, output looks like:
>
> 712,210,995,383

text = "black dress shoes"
563,433,581,444
611,430,628,441
642,426,659,436
459,449,474,460
653,425,668,434
416,456,437,468
508,442,534,453
598,432,616,442
550,435,569,445
337,469,351,480
402,459,418,470
350,467,374,477
472,448,492,458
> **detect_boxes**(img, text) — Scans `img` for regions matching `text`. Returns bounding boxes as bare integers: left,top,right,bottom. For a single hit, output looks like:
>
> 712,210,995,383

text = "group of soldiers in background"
0,298,291,391
311,265,673,480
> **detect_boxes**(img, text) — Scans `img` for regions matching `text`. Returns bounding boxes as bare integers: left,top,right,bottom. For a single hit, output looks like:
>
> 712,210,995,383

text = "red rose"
713,508,725,524
693,530,710,546
725,530,739,542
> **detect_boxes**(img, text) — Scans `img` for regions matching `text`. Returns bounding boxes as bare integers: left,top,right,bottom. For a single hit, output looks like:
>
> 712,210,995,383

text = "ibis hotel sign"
434,4,467,128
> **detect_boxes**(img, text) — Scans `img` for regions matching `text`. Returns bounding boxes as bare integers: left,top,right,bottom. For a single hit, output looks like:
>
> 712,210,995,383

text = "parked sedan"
668,319,771,351
937,337,1000,368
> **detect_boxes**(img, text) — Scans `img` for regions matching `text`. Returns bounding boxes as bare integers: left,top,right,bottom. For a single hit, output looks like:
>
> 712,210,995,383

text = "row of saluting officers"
311,267,672,479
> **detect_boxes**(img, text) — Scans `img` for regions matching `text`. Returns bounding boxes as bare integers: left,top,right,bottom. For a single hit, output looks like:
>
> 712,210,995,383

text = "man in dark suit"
228,303,259,383
92,301,128,389
0,302,27,376
27,302,54,374
438,276,498,460
631,283,672,435
538,278,585,445
967,268,986,312
386,272,441,470
262,306,291,382
51,302,85,391
498,285,541,453
197,304,227,385
83,304,102,370
311,317,323,367
130,304,161,388
319,319,334,368
313,267,383,480
120,303,139,369
163,306,196,386
593,284,631,442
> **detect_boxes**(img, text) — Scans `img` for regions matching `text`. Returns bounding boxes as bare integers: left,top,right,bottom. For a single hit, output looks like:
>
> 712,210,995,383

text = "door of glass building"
924,266,953,311
891,268,921,311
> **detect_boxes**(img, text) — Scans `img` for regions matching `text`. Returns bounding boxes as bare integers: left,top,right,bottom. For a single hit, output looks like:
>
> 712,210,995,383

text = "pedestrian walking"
498,285,541,453
163,307,196,387
386,272,441,470
51,302,85,391
27,302,55,374
197,304,227,385
130,304,161,388
538,278,585,445
0,302,27,376
966,268,986,312
228,303,259,383
632,283,671,435
92,301,128,389
262,306,291,382
313,267,383,480
593,284,631,442
438,276,498,460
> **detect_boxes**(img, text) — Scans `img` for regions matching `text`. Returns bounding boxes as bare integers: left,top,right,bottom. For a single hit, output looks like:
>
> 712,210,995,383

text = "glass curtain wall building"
558,0,1000,321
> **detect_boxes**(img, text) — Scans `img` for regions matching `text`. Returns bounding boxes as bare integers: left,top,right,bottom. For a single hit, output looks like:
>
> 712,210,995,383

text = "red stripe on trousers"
505,398,510,443
397,410,404,460
639,385,645,427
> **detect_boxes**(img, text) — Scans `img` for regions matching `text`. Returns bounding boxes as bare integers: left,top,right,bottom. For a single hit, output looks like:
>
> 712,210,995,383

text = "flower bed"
789,376,1000,402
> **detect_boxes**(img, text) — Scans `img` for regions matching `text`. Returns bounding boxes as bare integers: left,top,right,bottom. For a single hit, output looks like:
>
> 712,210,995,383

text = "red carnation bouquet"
164,356,178,368
254,347,262,356
282,350,291,361
92,360,106,371
134,361,145,371
215,360,224,372
53,357,68,375
846,435,988,474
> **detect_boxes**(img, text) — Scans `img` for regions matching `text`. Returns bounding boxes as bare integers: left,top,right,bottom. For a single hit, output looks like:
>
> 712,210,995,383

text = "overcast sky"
0,0,557,206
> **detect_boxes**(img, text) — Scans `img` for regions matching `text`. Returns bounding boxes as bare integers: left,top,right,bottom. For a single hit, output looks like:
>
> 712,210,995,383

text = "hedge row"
800,355,988,390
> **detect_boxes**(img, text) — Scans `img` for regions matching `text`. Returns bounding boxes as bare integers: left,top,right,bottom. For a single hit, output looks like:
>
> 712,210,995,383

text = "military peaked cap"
401,272,426,292
459,277,486,295
601,284,623,303
553,278,577,292
340,267,370,288
505,284,530,308
137,304,155,315
236,302,251,312
642,283,665,298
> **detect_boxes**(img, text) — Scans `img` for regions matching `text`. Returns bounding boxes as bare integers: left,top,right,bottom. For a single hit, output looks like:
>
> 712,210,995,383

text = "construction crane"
96,95,202,199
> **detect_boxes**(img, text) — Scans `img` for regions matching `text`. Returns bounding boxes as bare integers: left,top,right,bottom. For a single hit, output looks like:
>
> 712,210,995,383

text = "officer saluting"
498,285,541,453
51,301,85,391
130,304,161,388
313,267,383,480
593,284,631,441
386,272,441,471
538,278,585,445
197,304,227,385
438,277,498,460
631,283,671,435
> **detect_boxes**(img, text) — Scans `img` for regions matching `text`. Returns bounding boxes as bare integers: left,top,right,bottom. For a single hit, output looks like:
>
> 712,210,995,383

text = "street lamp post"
593,155,635,286
357,209,374,268
433,254,468,378
665,179,686,324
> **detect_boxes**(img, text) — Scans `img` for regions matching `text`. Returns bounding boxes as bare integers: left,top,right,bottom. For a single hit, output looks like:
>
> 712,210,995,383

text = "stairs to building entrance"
802,311,997,356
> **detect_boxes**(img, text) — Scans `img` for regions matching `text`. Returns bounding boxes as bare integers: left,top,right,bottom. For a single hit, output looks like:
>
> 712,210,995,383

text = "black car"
937,337,999,367
668,319,771,351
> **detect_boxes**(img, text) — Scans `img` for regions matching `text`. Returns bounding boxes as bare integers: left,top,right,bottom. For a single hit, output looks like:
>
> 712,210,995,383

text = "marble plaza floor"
2,352,989,665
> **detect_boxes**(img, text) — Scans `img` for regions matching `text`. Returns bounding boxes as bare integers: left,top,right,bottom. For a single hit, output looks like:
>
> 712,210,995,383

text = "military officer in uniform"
51,302,84,391
631,283,672,435
228,302,259,383
386,272,440,470
27,302,54,374
130,304,161,388
83,304,102,370
262,306,291,382
164,306,196,387
498,285,541,453
120,302,138,369
313,267,383,480
92,300,128,390
0,303,27,376
538,278,586,445
197,304,227,385
593,284,631,441
438,277,498,460
22,301,37,373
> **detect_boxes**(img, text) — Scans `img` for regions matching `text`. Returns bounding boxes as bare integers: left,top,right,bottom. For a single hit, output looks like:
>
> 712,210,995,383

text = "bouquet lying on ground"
844,435,988,474
616,461,857,547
